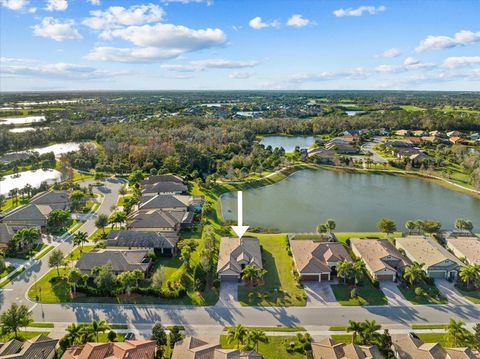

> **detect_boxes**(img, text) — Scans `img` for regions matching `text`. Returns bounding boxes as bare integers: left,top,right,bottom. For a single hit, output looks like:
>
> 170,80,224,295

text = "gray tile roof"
139,195,187,210
1,204,51,223
30,190,69,209
140,175,184,186
107,230,178,249
0,334,58,359
128,210,179,230
142,181,188,195
0,223,14,246
75,249,151,273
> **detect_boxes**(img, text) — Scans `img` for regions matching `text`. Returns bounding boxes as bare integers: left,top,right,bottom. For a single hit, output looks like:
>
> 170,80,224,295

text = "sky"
1,0,479,91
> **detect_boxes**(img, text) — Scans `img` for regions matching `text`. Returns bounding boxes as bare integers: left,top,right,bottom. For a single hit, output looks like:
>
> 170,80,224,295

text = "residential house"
0,204,52,230
391,333,477,359
307,148,336,163
395,130,411,136
350,239,410,281
447,130,462,138
0,152,30,165
312,337,382,359
446,236,480,265
62,340,156,359
29,190,70,210
217,237,263,282
142,181,188,196
470,132,480,141
139,194,188,212
429,130,445,137
289,239,352,281
395,236,463,279
404,136,423,144
172,336,262,359
0,335,58,359
413,130,427,137
325,139,358,154
0,223,14,250
140,175,184,187
127,209,183,232
384,140,414,148
75,249,152,276
449,136,466,145
107,230,179,256
409,152,433,164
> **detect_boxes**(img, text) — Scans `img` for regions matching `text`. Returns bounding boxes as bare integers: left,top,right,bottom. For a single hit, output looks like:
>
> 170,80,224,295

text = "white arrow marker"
231,191,249,239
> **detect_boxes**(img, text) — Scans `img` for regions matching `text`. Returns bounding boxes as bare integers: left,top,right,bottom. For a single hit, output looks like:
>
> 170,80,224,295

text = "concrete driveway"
436,279,471,305
217,281,240,307
304,282,338,307
380,282,411,306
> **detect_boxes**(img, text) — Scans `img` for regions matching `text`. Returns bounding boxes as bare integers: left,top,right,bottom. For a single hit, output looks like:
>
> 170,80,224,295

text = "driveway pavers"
380,281,411,306
304,282,338,307
436,279,471,305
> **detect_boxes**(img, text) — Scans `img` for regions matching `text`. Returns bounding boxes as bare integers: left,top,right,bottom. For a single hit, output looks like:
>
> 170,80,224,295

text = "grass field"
331,280,387,306
398,283,447,305
0,331,50,342
220,335,306,359
238,233,307,307
224,326,306,333
66,245,96,261
456,287,480,304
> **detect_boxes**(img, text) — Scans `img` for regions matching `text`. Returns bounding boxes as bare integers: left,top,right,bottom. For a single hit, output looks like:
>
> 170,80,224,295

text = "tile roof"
311,337,382,359
75,249,150,273
107,230,178,249
171,337,261,359
395,236,463,269
142,182,187,195
289,240,352,274
139,195,187,210
140,175,183,186
0,223,14,246
447,237,480,264
128,210,179,230
351,238,410,273
1,204,52,222
30,190,69,209
217,237,263,275
0,334,58,359
61,340,156,359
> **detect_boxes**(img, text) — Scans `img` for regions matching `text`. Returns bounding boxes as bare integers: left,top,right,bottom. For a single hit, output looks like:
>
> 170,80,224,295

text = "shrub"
350,288,358,299
372,280,380,288
415,287,424,297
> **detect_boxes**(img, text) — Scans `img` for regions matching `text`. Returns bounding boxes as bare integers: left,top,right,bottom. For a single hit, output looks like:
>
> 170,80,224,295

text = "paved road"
361,137,388,164
0,177,123,310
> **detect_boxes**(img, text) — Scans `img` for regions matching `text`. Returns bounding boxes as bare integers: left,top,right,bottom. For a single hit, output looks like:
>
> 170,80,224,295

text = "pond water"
260,136,315,152
0,115,46,125
345,110,365,116
9,127,49,133
221,169,480,232
0,169,61,195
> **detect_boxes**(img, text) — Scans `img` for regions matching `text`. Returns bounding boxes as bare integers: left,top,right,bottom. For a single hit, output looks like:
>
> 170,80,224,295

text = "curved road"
1,177,479,331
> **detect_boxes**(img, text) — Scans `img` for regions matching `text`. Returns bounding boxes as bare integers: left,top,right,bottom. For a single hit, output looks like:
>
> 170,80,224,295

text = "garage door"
301,274,319,281
429,271,446,279
220,274,239,282
320,273,330,281
376,274,394,281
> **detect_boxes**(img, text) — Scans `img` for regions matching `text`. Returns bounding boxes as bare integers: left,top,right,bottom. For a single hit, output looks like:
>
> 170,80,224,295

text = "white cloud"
87,0,100,5
416,30,480,52
82,4,164,31
229,71,253,79
161,59,259,72
86,24,226,62
443,56,480,68
1,0,28,10
161,0,213,4
44,0,68,11
333,5,386,17
249,16,280,30
375,64,404,74
376,48,401,58
403,57,418,66
1,62,126,79
286,14,311,27
32,17,82,42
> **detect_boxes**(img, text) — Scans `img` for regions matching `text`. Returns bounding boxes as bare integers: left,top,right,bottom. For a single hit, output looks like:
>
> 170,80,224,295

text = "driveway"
361,137,388,164
304,282,337,307
380,282,411,306
217,281,240,307
436,279,471,305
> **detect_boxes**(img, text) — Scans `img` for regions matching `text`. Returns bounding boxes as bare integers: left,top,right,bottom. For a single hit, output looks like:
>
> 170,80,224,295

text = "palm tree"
227,324,248,349
358,320,381,345
353,261,365,287
241,265,266,286
337,260,354,285
246,329,268,352
68,268,85,295
446,319,472,347
326,219,336,233
405,220,416,234
403,262,426,287
347,320,363,344
65,323,83,345
89,320,111,342
95,214,109,236
79,326,95,344
73,231,89,252
459,264,480,290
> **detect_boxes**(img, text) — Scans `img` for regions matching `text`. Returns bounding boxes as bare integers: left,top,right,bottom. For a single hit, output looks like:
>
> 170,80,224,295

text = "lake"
31,142,81,156
0,115,46,125
0,169,61,195
9,127,49,133
221,169,480,232
260,136,315,152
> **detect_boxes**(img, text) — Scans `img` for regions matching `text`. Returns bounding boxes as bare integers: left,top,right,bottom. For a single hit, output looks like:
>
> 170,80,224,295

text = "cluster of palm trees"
7,184,33,207
402,262,427,287
226,324,268,352
404,219,442,235
458,263,480,290
61,320,113,349
454,218,474,232
347,320,393,357
317,219,336,234
241,264,267,286
6,227,40,256
446,319,476,348
336,260,366,287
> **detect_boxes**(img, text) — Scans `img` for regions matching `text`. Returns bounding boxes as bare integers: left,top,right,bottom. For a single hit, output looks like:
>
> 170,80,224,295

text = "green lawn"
456,287,480,304
30,322,55,328
238,233,307,307
66,245,96,261
220,335,306,359
28,268,71,302
335,232,403,245
329,326,348,331
398,283,447,305
411,324,447,330
400,105,425,112
0,197,28,212
0,266,15,279
330,334,353,344
331,280,387,306
0,331,50,342
416,333,450,346
34,245,55,260
223,326,306,333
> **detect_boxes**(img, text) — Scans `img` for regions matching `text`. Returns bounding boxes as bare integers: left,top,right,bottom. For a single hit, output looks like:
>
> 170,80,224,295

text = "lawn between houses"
219,335,306,359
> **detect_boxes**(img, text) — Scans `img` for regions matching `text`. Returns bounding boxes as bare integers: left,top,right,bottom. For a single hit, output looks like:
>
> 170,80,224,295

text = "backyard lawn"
220,335,306,359
0,331,50,342
398,283,447,305
238,233,307,307
331,280,387,306
66,244,96,261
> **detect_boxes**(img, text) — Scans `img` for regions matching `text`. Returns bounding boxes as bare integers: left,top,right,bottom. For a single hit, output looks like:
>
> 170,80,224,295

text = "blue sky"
1,0,479,91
